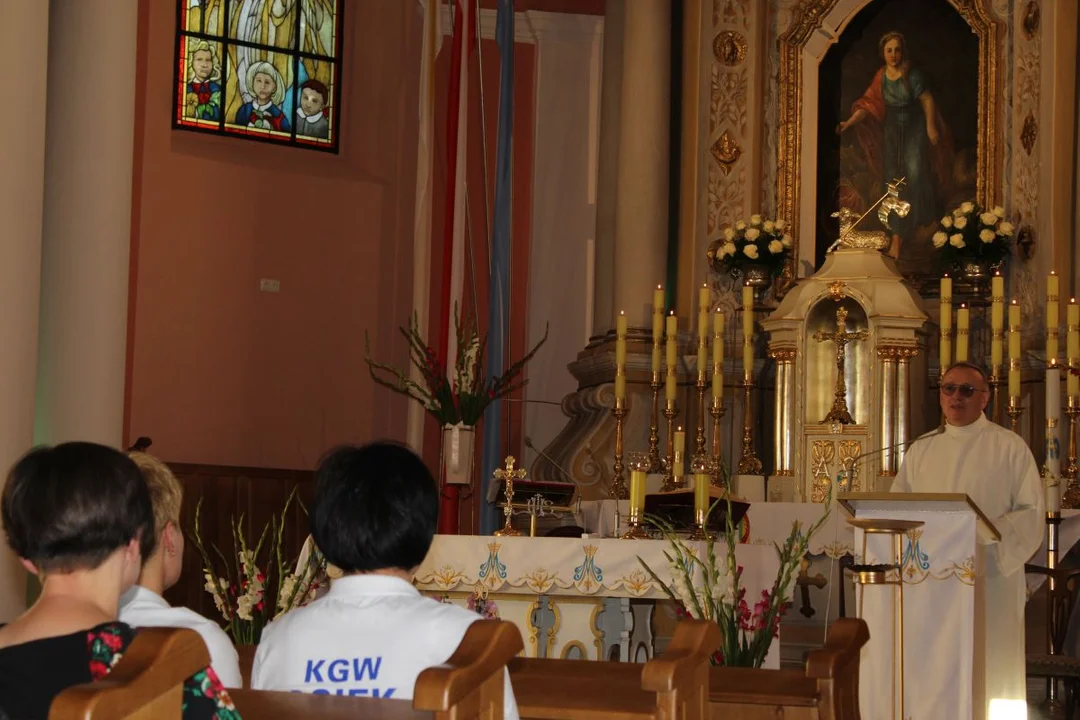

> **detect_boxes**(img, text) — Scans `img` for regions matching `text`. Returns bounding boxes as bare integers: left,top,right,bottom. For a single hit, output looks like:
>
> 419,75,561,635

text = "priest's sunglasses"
940,383,987,399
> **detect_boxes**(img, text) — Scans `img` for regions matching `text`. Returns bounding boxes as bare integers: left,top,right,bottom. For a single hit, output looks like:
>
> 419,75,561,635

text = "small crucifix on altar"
814,305,869,425
493,455,528,537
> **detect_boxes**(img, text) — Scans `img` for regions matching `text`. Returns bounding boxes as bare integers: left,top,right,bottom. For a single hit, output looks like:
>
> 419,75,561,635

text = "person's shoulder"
409,595,481,634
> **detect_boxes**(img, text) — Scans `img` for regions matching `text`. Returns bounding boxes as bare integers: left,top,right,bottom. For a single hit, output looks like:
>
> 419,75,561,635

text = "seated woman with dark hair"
251,441,519,718
0,442,240,719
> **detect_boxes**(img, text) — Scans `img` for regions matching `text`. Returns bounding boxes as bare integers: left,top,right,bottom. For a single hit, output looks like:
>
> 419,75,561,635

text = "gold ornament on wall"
713,30,747,66
710,130,742,176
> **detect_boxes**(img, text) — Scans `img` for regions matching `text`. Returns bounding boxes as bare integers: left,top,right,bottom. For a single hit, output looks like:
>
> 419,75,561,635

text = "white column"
0,0,50,621
592,0,623,336
35,0,138,446
612,0,669,327
525,11,604,471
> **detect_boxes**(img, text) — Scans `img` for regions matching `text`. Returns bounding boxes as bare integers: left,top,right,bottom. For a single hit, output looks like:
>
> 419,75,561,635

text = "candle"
742,285,754,377
665,312,678,402
991,272,1004,369
652,285,664,376
673,427,685,477
694,472,710,517
629,470,646,513
1009,301,1021,398
940,275,952,371
1046,361,1062,512
956,304,969,362
1048,272,1060,363
615,312,627,400
712,311,725,401
1068,300,1079,397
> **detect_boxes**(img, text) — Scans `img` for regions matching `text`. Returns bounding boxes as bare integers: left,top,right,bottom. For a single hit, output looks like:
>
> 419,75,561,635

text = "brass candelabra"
693,375,708,465
989,369,1003,426
661,400,680,491
1007,396,1024,435
736,377,762,475
1063,400,1080,508
610,396,629,499
709,397,726,487
648,374,662,472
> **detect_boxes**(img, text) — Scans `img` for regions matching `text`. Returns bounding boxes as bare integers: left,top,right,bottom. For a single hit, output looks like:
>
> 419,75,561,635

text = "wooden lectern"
838,493,1000,720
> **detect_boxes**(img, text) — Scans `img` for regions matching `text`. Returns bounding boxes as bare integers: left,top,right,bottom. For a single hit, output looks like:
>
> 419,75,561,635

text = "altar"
414,534,781,668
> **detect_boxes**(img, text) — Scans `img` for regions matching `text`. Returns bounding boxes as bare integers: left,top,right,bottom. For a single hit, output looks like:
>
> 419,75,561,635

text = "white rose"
941,215,953,228
993,206,1005,218
781,234,792,248
735,221,746,231
722,242,737,256
954,216,968,229
998,221,1014,235
775,219,786,230
743,244,759,259
932,231,948,248
768,240,784,254
979,228,995,243
749,214,762,226
980,211,997,226
949,234,965,248
723,227,735,241
960,201,974,214
763,220,775,232
745,227,761,240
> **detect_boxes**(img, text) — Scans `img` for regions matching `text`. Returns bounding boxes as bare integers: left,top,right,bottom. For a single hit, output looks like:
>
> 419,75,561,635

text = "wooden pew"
708,618,869,720
51,628,209,719
508,618,722,720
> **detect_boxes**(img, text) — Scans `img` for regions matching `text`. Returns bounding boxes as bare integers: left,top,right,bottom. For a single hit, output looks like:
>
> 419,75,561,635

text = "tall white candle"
1046,362,1062,512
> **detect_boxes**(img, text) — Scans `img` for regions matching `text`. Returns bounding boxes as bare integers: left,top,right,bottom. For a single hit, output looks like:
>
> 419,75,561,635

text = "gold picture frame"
775,0,1003,291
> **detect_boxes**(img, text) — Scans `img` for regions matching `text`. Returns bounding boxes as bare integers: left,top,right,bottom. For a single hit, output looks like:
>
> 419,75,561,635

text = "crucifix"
814,305,868,425
493,456,527,537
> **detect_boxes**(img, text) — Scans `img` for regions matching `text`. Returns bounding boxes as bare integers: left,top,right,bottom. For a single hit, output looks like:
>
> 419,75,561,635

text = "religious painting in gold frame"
776,0,1002,294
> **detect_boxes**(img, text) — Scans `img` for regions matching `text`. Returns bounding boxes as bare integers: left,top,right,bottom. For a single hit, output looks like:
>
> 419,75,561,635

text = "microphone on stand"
524,436,577,485
845,425,945,491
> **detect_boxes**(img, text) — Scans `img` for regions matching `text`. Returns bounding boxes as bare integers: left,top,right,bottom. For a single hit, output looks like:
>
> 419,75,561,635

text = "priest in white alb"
891,361,1044,711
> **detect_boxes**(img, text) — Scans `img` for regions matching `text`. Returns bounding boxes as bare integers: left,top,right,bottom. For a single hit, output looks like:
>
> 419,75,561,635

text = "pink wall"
125,0,421,469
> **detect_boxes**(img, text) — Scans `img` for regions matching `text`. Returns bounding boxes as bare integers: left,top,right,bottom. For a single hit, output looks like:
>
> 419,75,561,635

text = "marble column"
612,0,670,327
591,0,623,337
35,0,138,447
0,0,50,620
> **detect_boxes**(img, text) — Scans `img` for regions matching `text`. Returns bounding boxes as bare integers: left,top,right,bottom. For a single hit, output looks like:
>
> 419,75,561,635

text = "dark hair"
300,79,328,105
1,442,156,573
311,442,438,573
943,361,989,387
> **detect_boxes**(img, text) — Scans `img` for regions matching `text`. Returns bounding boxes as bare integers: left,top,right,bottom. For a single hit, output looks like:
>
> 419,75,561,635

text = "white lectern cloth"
889,415,1043,717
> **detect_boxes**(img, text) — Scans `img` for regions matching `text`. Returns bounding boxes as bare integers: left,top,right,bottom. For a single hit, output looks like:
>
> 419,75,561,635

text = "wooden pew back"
50,628,210,720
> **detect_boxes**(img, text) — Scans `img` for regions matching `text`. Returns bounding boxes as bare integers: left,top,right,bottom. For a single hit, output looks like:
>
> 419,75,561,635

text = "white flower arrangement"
932,201,1013,267
192,489,326,645
707,215,791,278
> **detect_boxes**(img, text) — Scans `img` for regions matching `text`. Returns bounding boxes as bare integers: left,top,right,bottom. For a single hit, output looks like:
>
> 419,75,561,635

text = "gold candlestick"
610,396,629,499
622,453,651,539
687,457,713,541
709,397,726,487
1007,396,1024,435
1063,400,1080,508
692,376,708,468
989,370,1003,426
648,372,662,473
736,377,762,475
661,400,680,491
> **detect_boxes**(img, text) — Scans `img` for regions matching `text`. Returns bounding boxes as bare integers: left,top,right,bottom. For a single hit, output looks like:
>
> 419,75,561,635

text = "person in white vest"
118,452,243,688
891,361,1043,710
251,442,519,718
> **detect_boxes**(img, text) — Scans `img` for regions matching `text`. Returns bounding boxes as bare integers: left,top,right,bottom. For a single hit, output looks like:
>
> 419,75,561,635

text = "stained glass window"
174,0,342,152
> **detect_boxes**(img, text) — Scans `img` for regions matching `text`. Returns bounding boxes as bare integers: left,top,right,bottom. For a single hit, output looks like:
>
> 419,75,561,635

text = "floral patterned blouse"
0,621,241,719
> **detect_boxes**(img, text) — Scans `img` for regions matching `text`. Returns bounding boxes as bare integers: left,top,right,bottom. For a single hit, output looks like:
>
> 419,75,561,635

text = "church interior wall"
125,0,424,469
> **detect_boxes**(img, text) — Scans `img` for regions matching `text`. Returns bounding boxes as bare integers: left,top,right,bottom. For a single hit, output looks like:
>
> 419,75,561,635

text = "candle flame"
943,273,949,278
994,270,1001,276
619,310,625,315
1052,270,1057,275
960,303,966,309
1011,299,1018,305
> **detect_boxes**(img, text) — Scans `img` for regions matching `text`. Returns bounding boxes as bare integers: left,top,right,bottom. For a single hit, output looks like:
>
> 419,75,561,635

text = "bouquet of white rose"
931,201,1013,267
707,215,792,278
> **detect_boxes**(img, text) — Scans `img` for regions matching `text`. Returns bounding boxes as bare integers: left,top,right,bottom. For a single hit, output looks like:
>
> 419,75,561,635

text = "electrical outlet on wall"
259,278,281,293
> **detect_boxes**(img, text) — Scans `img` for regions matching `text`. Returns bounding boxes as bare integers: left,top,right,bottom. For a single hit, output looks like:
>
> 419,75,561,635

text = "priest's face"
940,366,989,426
